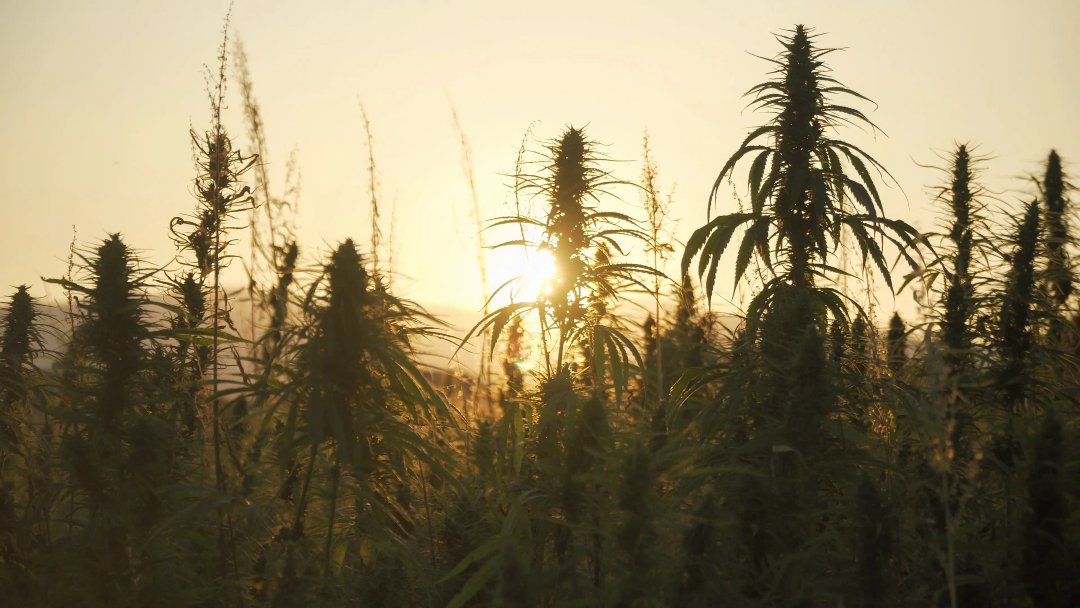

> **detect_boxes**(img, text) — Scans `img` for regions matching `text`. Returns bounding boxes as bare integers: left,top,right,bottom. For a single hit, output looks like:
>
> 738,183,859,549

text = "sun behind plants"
486,245,559,304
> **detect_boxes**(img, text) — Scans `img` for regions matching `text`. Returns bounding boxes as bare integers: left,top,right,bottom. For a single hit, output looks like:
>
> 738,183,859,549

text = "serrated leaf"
733,219,765,287
749,149,771,202
710,145,770,214
843,150,882,211
682,220,717,276
754,157,781,215
842,176,876,218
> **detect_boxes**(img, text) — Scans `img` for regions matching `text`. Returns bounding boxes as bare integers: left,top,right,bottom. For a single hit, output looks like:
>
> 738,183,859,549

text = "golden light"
520,247,557,299
488,246,558,304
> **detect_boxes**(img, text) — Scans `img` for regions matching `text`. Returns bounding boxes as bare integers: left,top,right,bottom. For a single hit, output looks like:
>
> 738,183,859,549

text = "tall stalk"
234,38,281,342
451,106,488,448
360,104,382,277
170,17,256,602
641,132,673,404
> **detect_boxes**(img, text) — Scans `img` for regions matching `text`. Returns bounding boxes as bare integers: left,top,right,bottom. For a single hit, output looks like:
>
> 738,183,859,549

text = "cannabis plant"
1041,150,1072,312
43,235,194,607
684,25,920,327
996,200,1041,411
0,286,40,456
679,26,922,604
930,144,993,371
469,126,657,378
0,286,43,601
253,239,452,605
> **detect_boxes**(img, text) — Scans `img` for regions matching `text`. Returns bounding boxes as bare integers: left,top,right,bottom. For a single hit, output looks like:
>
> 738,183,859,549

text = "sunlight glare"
487,246,559,305
516,247,557,302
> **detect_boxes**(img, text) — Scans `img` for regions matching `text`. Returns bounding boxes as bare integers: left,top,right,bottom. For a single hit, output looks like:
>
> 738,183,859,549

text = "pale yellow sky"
1,1,1077,327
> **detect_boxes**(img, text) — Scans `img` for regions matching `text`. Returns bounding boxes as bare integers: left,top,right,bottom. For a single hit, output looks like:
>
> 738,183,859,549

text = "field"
0,18,1077,608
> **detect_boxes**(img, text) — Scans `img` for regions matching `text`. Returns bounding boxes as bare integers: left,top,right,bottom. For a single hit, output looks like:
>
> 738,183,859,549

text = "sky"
1,0,1078,333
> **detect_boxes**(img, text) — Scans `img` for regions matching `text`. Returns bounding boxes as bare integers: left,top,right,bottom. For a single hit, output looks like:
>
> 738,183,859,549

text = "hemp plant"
1041,151,1072,313
167,19,256,601
466,126,658,384
683,25,920,328
0,286,41,456
680,25,921,601
255,239,454,604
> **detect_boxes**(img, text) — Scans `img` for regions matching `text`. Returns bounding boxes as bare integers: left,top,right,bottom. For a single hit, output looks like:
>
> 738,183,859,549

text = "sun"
520,247,557,300
488,246,558,304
